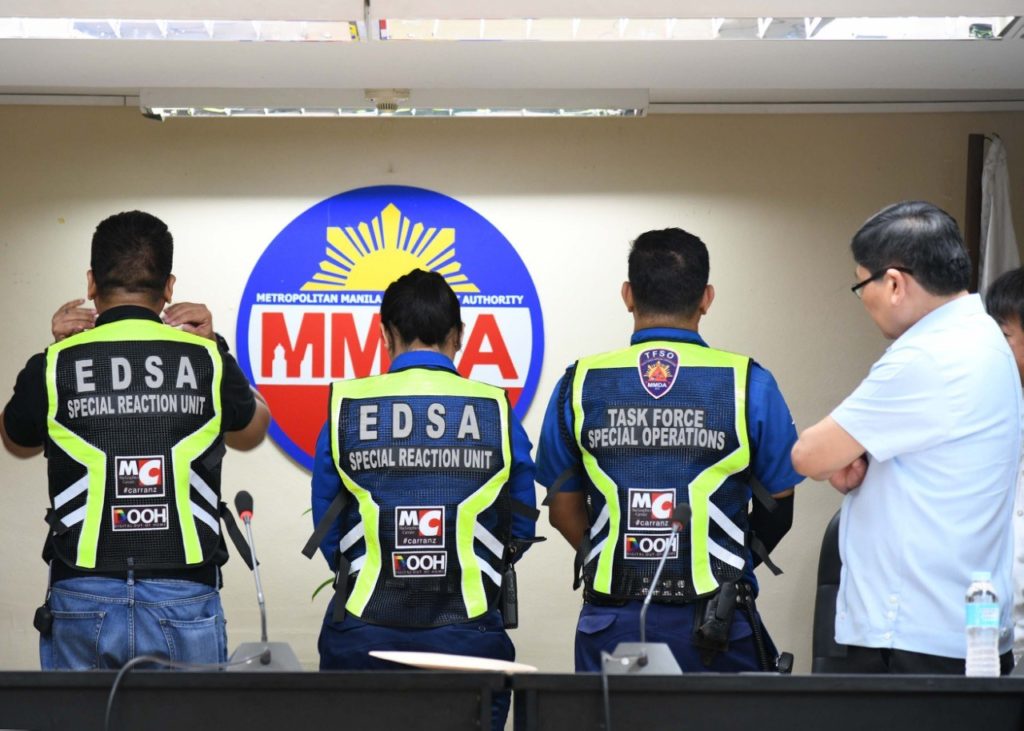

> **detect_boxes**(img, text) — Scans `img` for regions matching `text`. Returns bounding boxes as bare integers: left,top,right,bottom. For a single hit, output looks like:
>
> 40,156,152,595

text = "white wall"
1,107,1022,672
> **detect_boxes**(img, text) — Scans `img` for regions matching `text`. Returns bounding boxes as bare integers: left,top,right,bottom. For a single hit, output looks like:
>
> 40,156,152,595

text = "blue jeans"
318,607,514,730
40,576,227,670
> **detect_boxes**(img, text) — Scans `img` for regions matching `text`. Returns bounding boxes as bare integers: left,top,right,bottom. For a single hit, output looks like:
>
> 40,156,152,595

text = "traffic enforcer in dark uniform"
547,334,795,672
312,368,519,627
568,341,755,605
44,320,238,574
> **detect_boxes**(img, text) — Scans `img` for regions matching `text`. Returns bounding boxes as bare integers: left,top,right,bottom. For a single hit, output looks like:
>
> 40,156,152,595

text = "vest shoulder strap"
510,499,540,522
302,490,350,559
541,464,580,507
749,476,778,511
557,362,581,456
331,553,351,623
542,363,582,508
749,532,783,576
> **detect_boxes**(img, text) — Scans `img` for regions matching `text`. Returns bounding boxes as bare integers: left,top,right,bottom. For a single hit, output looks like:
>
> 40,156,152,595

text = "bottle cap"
971,571,992,582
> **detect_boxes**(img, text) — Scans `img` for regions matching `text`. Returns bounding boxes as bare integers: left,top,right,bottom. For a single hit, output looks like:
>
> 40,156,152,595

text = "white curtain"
979,135,1020,296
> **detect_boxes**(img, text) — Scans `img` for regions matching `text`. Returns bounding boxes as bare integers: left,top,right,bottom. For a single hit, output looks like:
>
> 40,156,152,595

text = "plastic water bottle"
965,571,1000,677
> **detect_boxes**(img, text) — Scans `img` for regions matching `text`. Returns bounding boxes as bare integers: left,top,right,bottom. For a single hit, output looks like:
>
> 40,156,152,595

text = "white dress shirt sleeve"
831,346,953,463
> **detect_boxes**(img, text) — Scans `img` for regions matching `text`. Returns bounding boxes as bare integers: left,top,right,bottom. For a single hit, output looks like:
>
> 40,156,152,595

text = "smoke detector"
365,88,409,114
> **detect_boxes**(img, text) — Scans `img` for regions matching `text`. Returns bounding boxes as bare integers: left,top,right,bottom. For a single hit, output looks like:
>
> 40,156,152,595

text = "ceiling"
1,0,1023,114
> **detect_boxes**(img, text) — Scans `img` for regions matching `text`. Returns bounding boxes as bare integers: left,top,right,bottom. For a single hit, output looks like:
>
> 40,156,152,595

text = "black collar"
95,305,163,327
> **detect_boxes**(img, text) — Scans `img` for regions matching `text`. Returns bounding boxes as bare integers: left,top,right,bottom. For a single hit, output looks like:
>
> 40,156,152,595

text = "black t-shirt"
2,305,258,586
4,306,256,446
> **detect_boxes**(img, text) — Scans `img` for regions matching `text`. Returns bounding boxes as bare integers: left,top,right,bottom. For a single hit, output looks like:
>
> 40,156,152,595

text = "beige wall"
1,106,1022,673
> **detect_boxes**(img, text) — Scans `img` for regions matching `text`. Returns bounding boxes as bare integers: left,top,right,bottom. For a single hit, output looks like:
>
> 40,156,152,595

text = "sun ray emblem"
301,203,479,292
644,361,672,383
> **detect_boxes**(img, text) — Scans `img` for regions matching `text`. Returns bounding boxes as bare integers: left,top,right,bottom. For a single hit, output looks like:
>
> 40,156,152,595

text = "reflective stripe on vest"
572,341,751,597
330,368,512,620
45,320,223,568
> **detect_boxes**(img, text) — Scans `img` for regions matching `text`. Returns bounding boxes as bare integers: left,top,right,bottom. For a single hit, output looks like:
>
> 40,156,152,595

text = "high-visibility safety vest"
571,340,752,603
44,320,224,572
329,367,513,628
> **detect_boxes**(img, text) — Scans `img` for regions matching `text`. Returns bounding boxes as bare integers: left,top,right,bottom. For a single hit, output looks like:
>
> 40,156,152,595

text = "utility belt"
316,536,542,630
584,581,792,673
49,560,220,588
303,490,541,628
583,589,633,608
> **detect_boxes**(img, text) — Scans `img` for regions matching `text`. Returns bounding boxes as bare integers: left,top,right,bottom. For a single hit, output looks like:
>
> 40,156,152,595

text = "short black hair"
91,211,173,298
851,201,970,296
628,228,709,317
985,267,1024,326
380,269,462,347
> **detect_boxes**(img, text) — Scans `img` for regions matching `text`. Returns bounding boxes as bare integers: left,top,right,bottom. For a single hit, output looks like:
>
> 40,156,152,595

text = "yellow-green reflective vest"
329,367,513,627
44,320,224,571
571,340,752,602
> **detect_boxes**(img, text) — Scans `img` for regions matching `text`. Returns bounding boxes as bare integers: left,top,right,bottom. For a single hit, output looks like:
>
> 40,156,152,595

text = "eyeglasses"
851,267,914,298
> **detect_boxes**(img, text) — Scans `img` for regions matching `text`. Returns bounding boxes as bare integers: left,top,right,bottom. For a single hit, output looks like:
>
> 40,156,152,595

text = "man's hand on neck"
51,298,97,342
162,302,215,341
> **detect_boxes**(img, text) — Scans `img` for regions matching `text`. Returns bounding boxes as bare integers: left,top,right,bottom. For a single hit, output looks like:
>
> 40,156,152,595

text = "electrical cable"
739,586,772,672
599,651,614,731
103,650,268,731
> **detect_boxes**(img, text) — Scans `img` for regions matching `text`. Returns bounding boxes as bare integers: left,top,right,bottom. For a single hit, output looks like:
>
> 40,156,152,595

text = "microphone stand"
603,504,688,675
242,515,269,647
636,528,677,667
227,492,302,672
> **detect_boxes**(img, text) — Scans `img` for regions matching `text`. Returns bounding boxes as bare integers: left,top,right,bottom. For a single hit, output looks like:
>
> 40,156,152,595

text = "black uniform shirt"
3,305,258,586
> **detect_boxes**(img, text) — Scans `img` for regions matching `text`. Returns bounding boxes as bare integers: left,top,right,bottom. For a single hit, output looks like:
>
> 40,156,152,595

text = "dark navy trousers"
318,606,514,729
574,600,777,673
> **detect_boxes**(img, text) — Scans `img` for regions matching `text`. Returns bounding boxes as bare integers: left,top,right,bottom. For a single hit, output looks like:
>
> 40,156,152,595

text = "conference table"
0,671,1021,730
511,673,1024,730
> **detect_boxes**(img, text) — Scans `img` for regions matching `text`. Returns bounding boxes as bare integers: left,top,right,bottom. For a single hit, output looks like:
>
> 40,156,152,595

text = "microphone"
604,502,688,675
235,491,254,523
671,503,692,530
637,504,691,665
226,492,302,672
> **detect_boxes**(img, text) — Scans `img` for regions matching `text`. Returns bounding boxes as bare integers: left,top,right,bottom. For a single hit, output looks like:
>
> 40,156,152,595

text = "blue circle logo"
236,185,545,469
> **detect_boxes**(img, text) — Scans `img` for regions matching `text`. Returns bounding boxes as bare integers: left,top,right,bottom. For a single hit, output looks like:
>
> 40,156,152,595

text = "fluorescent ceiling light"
813,16,1016,40
140,89,648,119
145,106,643,118
3,14,1015,42
0,18,360,41
2,13,1014,42
378,16,1019,41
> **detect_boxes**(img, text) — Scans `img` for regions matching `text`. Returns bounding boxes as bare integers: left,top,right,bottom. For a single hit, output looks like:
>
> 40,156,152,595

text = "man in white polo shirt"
792,201,1020,673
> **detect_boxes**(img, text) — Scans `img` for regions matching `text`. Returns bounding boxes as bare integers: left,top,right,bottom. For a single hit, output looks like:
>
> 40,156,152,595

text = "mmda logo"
237,186,544,470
